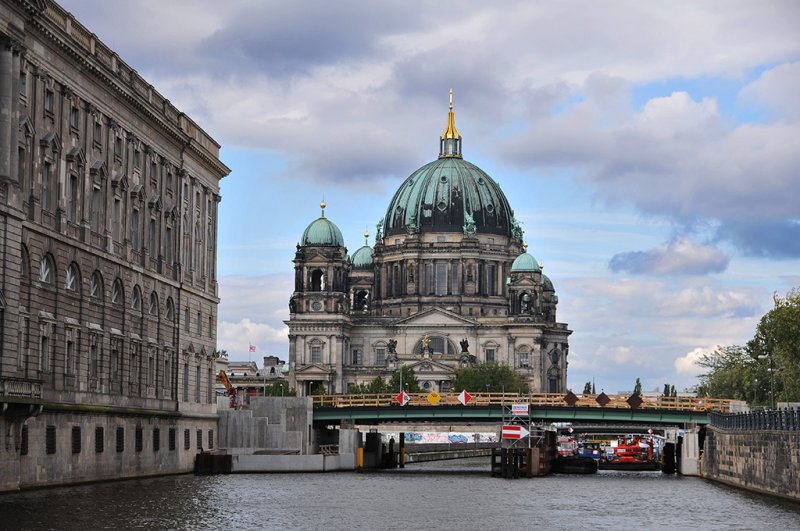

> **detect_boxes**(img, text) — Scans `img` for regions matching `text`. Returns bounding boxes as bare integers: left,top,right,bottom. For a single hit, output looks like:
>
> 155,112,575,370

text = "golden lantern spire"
320,198,326,218
439,89,463,159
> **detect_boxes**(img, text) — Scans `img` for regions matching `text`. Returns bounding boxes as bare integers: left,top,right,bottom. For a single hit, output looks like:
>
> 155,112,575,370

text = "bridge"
312,392,736,427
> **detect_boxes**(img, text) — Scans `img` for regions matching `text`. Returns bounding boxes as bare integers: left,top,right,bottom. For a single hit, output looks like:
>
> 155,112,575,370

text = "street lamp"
758,354,775,410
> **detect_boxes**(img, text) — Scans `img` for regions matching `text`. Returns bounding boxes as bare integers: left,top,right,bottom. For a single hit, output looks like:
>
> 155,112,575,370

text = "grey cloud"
740,62,800,121
716,219,800,259
609,237,729,276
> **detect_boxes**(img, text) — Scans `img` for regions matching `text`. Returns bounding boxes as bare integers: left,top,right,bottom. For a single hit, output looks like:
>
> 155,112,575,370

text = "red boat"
600,435,659,471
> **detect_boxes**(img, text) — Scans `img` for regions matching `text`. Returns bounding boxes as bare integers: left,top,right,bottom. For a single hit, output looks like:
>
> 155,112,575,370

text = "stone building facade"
288,94,571,396
0,0,229,491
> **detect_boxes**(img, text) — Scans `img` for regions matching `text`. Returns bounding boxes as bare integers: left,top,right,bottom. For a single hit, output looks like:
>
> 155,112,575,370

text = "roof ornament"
439,88,463,159
363,228,369,245
320,198,326,218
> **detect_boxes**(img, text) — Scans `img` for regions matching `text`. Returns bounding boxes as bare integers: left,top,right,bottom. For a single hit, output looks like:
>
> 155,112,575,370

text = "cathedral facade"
287,94,571,396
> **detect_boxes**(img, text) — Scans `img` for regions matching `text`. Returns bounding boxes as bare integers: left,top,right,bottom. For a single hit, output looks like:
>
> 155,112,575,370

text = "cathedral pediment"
294,363,334,376
394,307,480,328
407,359,455,374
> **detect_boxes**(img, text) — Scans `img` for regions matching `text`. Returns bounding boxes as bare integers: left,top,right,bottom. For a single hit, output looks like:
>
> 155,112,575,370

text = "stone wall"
701,427,800,501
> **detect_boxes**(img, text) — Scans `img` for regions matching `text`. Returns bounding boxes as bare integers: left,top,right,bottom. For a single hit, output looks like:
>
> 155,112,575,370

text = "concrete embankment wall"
701,427,800,501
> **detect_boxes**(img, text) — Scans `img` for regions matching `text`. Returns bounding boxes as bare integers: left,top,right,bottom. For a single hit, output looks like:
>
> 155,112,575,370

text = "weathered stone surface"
701,427,800,501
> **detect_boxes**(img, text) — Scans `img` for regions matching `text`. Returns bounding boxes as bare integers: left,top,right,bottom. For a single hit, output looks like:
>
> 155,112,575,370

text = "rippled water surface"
2,458,799,530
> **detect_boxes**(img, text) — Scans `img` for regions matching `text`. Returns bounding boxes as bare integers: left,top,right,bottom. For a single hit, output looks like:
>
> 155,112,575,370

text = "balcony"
0,377,43,399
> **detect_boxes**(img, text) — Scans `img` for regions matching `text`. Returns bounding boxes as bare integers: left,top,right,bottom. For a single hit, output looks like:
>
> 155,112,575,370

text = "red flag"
249,344,256,352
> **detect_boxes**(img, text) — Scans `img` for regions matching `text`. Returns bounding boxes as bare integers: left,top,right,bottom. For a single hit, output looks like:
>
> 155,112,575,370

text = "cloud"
716,219,800,259
740,62,800,121
609,236,729,275
674,347,710,377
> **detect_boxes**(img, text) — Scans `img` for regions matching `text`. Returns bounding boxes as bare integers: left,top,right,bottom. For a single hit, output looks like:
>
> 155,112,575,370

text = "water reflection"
2,458,799,530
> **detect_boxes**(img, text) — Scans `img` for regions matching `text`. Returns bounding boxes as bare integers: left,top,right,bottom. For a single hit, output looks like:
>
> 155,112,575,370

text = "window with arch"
131,286,142,311
39,255,55,284
310,269,324,291
412,336,457,356
111,279,123,305
65,263,79,292
165,298,175,322
309,340,324,363
90,271,103,299
21,245,30,281
148,292,158,316
550,349,561,365
517,346,530,368
548,367,561,393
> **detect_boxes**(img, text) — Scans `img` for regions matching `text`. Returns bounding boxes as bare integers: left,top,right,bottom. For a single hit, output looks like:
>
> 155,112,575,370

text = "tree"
351,376,390,394
387,365,421,393
583,381,592,394
633,378,642,395
263,381,295,397
451,362,529,394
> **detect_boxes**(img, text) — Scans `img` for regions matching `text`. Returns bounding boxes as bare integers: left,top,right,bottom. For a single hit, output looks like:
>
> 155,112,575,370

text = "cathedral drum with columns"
287,93,571,396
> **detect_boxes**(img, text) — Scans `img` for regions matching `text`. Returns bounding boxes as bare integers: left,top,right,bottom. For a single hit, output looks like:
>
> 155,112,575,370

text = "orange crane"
218,370,237,408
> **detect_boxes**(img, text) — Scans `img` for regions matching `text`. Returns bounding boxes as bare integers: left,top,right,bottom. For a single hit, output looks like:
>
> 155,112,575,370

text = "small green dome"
511,252,540,272
351,245,373,269
541,274,554,292
301,217,344,247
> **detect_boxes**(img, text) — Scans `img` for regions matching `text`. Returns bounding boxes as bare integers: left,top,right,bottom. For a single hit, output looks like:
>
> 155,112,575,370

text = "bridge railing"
710,409,800,431
312,392,736,412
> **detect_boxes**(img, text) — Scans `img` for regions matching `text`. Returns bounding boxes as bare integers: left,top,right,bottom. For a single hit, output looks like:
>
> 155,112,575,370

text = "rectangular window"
451,260,459,294
351,349,361,365
70,106,79,130
184,307,190,332
477,263,484,295
131,209,140,249
196,429,202,450
116,427,124,453
21,424,29,456
197,311,202,335
42,163,51,211
486,348,495,363
153,428,160,452
487,264,497,296
91,187,101,231
183,363,189,401
110,343,119,380
424,263,434,295
208,430,214,450
519,352,529,367
40,335,50,372
95,427,104,453
68,174,78,222
165,226,173,264
149,219,156,254
376,348,386,365
437,235,446,243
311,346,321,364
112,198,121,242
435,262,448,296
208,316,213,338
114,136,122,158
71,426,81,454
65,339,74,375
169,428,176,451
46,425,56,455
135,426,143,452
184,429,190,450
44,89,54,113
93,121,102,145
195,366,201,402
134,149,141,168
90,341,99,378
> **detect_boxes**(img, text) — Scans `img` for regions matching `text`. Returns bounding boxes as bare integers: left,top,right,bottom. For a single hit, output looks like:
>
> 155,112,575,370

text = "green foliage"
262,381,295,397
583,381,593,394
387,366,421,393
695,345,762,402
633,378,642,395
451,362,529,394
351,376,391,394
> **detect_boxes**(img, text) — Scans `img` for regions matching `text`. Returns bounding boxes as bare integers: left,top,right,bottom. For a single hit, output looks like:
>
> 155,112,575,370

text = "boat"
552,455,599,474
599,435,660,471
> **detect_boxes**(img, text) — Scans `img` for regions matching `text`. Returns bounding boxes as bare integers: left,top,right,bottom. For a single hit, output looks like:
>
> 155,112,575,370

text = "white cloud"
740,62,800,121
609,236,729,276
674,347,710,377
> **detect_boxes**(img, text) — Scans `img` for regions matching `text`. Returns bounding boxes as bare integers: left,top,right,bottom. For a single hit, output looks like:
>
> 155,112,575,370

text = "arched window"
548,367,561,393
412,336,457,356
131,285,142,311
517,346,530,368
165,297,175,322
310,269,324,291
21,245,30,280
550,349,561,365
39,255,55,284
65,263,79,292
111,278,124,305
90,271,103,299
149,292,159,316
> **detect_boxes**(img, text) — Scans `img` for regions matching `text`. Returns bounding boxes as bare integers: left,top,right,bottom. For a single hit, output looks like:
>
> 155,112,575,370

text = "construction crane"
218,370,237,409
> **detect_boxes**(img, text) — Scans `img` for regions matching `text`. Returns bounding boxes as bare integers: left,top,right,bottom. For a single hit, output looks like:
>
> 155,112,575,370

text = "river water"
2,458,799,530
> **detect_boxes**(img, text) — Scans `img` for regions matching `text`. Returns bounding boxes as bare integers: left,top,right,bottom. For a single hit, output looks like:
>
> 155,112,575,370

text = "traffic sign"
648,428,654,435
396,390,409,406
457,390,472,405
427,391,441,405
511,403,529,416
501,425,530,439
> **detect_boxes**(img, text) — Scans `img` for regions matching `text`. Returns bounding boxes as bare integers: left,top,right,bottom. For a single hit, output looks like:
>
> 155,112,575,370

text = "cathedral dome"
541,273,554,292
383,92,517,239
301,202,344,247
511,251,541,273
351,231,373,269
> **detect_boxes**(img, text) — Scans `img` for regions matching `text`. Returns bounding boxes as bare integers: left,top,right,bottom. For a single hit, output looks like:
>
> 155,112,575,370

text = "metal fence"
710,409,800,431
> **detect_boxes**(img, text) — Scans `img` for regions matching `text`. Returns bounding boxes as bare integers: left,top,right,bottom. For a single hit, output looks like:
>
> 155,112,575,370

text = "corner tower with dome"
287,92,571,396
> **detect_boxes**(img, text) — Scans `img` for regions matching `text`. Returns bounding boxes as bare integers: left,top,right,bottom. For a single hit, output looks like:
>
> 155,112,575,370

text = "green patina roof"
383,157,515,237
511,252,541,273
301,217,345,247
541,273,554,292
351,244,373,269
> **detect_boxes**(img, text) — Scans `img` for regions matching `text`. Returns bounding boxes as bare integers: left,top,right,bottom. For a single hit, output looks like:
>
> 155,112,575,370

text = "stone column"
0,39,12,181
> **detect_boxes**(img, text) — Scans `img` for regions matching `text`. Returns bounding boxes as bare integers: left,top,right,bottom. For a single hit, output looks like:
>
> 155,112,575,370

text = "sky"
60,0,800,394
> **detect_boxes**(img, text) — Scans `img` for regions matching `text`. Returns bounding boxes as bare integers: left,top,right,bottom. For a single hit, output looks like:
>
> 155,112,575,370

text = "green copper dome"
351,244,373,269
301,217,344,247
384,158,514,237
511,252,541,273
541,273,554,292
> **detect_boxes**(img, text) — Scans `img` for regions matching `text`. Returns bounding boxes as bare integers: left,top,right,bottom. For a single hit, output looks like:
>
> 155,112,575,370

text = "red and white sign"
457,390,472,405
396,390,410,406
511,403,529,416
502,425,530,439
568,427,574,434
648,428,654,435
